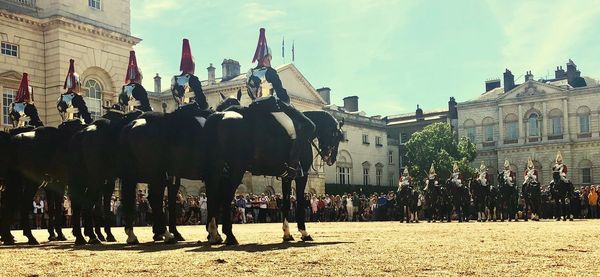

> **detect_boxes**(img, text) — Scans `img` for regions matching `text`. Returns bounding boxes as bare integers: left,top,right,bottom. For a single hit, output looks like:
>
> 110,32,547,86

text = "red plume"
15,72,31,103
179,39,195,74
63,59,77,90
252,28,269,63
125,50,142,84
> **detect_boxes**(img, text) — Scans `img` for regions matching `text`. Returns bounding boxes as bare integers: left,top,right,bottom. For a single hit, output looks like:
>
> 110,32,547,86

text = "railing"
9,0,36,6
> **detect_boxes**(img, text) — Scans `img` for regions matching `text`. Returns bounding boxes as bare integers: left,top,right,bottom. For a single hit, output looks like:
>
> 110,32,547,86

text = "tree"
405,122,477,188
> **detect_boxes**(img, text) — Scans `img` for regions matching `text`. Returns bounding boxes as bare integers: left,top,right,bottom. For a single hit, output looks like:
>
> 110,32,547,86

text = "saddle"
248,96,296,139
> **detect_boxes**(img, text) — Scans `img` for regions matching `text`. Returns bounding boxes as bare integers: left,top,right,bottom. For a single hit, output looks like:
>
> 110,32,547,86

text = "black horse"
497,172,518,221
549,171,573,221
424,178,443,222
118,91,241,244
447,179,470,222
203,104,342,245
486,185,500,221
521,178,541,221
396,185,417,223
470,178,489,222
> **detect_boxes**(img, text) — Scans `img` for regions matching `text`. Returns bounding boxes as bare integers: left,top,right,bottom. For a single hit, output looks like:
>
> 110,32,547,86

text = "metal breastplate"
172,74,192,106
120,84,140,112
247,67,273,99
10,102,28,127
57,93,77,121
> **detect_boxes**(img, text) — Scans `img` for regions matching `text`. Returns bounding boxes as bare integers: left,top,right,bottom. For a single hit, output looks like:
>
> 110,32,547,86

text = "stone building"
457,59,600,187
385,98,458,174
0,0,139,129
148,61,329,196
318,89,400,191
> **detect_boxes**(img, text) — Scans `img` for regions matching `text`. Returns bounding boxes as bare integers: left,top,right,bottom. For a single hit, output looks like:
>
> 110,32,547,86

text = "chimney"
415,105,424,121
525,70,534,81
154,73,161,93
485,79,501,92
343,96,359,112
566,59,581,83
317,87,331,105
448,97,458,120
503,69,515,92
555,66,566,79
221,59,241,81
207,63,215,84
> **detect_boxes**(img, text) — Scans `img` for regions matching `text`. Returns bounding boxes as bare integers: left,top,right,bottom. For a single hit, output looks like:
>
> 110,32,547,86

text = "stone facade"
457,61,600,187
0,0,139,128
148,62,329,196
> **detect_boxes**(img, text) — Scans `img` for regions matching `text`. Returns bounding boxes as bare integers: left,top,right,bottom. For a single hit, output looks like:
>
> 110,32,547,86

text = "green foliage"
405,123,477,188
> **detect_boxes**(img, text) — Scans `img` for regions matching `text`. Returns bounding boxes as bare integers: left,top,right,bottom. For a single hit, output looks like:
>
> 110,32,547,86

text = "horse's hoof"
48,235,57,241
283,235,295,242
173,232,185,242
57,235,67,241
106,235,116,242
127,239,139,245
74,237,87,245
165,237,177,244
569,218,573,221
28,238,39,245
556,218,561,221
301,235,313,242
224,237,239,246
2,237,15,245
208,235,223,245
88,238,102,245
153,234,164,242
563,218,567,221
97,234,106,242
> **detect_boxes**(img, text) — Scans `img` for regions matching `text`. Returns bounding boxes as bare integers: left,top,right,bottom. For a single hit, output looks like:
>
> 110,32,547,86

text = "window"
89,0,101,9
579,114,590,133
363,168,369,185
466,127,476,143
2,90,15,125
84,79,103,121
528,113,540,137
337,167,350,185
388,174,394,187
400,133,410,144
376,168,382,186
506,122,518,140
551,117,562,135
388,151,393,165
375,136,383,146
582,168,592,184
484,125,494,142
1,42,18,57
362,134,369,145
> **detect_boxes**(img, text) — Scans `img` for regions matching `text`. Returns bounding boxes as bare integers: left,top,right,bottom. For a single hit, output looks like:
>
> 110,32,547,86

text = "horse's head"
10,102,43,128
552,171,561,183
119,83,152,112
216,89,242,112
304,112,344,166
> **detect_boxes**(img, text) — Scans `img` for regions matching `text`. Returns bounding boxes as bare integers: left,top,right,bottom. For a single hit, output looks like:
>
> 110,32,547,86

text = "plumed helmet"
429,163,436,176
179,39,195,74
252,28,272,64
15,72,32,103
125,50,143,84
555,151,563,163
63,59,80,92
478,162,486,173
527,157,534,169
504,159,510,170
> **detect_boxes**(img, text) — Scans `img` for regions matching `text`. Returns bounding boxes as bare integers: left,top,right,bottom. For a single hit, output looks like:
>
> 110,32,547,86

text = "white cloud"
133,44,171,91
133,0,181,20
242,2,286,24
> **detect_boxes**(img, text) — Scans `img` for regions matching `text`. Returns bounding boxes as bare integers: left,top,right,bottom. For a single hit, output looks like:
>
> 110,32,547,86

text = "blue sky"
131,0,600,116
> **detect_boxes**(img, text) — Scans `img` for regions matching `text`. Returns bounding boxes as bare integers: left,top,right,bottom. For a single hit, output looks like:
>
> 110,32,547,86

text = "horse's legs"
45,187,57,241
92,194,106,242
102,179,116,242
221,170,243,246
0,172,19,244
21,180,38,245
295,175,312,241
82,183,101,244
282,178,294,241
149,177,174,243
70,179,86,245
121,177,139,244
168,177,184,242
205,162,224,245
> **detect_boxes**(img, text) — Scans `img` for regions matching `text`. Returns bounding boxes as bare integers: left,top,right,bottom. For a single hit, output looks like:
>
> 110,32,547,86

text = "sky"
131,0,600,116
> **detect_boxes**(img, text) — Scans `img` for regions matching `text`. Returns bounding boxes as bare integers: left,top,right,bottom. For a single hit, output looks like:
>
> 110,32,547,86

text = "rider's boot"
283,139,303,179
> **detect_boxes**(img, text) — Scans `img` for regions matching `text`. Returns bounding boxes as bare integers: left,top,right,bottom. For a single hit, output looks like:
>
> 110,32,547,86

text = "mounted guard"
501,160,516,187
523,158,539,185
552,151,569,184
119,50,152,112
451,162,464,187
399,168,413,190
9,72,43,128
477,161,490,187
424,163,439,191
57,59,93,124
246,28,316,179
171,39,208,110
522,157,541,221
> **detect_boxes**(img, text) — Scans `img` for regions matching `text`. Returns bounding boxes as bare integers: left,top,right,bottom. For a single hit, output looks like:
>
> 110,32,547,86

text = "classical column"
542,102,547,142
498,106,504,146
518,104,524,143
563,99,570,141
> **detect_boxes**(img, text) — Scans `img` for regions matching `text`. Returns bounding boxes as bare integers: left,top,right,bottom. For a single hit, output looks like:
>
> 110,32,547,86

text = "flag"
282,36,285,59
292,41,295,62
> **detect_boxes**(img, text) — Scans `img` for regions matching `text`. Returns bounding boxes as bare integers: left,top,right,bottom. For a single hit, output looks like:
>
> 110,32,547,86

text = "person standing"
346,193,354,222
33,196,44,229
63,196,72,228
236,195,247,224
589,186,598,219
198,193,208,225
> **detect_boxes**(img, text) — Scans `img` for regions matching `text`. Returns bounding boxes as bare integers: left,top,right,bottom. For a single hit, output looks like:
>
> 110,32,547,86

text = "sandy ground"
0,220,598,276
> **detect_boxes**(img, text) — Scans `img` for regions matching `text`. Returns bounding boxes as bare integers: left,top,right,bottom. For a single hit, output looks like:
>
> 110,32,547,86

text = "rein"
310,140,326,172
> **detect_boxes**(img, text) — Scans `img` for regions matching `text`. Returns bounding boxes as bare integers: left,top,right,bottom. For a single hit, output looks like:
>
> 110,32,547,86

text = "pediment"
277,64,326,106
499,80,565,100
0,70,23,86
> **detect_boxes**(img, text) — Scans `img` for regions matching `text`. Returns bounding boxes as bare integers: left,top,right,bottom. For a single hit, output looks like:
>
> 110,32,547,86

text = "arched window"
84,79,103,121
362,161,371,186
577,106,591,136
548,109,563,138
504,114,518,143
528,113,540,138
336,150,352,185
579,159,593,184
482,117,495,143
463,119,476,143
375,163,384,186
